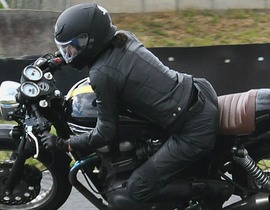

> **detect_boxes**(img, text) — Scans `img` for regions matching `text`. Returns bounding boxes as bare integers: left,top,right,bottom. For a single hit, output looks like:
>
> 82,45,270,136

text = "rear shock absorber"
232,146,270,189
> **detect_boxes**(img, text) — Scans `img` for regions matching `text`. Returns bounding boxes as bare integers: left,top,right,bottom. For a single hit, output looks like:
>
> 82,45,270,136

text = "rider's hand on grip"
41,132,69,151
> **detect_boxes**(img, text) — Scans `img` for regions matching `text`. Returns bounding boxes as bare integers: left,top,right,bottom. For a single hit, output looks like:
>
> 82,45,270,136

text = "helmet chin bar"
69,51,91,71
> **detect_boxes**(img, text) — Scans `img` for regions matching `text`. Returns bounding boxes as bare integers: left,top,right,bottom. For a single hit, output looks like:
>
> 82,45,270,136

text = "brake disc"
0,164,42,205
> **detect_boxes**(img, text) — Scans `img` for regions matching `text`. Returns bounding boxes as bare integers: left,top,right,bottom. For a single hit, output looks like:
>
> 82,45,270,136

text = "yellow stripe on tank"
66,86,93,99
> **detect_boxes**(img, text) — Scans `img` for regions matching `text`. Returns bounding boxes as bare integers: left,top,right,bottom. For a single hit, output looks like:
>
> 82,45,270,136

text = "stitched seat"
218,90,258,135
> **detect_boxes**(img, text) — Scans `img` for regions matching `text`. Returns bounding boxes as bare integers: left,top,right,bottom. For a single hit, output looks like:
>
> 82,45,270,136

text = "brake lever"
26,126,39,159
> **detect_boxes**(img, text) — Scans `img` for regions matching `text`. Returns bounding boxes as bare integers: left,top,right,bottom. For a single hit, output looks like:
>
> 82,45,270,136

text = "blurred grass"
0,119,10,124
112,9,270,47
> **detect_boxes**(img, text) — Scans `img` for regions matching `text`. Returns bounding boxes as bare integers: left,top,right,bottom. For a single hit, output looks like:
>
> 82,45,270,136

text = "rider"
41,2,232,209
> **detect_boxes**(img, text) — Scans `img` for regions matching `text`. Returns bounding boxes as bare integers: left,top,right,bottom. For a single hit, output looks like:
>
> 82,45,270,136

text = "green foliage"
112,9,270,47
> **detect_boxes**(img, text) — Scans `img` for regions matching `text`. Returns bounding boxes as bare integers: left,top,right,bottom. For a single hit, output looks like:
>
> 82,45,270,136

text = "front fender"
0,124,18,149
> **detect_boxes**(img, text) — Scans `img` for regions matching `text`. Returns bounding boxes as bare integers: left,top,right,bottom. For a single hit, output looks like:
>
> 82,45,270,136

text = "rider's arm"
69,66,120,151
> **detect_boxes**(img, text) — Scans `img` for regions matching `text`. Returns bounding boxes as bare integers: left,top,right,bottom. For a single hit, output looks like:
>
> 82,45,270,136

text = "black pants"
127,78,219,202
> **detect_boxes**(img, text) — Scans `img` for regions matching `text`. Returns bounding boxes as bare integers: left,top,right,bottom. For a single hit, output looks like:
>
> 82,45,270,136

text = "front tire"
0,148,72,210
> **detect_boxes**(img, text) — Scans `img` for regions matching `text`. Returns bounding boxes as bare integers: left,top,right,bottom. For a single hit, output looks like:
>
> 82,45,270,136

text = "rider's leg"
127,79,226,206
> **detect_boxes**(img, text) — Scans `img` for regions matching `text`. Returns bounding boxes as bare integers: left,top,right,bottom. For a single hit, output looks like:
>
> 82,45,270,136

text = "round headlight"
0,81,20,120
0,103,19,120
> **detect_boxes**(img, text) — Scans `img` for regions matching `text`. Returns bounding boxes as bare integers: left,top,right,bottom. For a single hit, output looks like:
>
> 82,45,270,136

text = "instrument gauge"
20,82,40,98
23,65,43,81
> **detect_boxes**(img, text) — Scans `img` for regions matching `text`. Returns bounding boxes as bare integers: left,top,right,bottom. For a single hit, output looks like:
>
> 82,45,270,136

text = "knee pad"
126,173,142,200
126,173,154,202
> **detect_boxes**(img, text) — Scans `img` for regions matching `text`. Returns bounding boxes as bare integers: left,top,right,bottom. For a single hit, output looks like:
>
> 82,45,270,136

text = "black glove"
40,133,69,151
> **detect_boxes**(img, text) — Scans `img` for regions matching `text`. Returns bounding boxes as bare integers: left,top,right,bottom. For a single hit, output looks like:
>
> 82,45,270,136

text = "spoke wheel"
0,149,72,210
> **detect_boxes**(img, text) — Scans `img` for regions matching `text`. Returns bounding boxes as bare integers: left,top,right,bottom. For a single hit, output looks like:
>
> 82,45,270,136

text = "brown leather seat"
218,90,258,135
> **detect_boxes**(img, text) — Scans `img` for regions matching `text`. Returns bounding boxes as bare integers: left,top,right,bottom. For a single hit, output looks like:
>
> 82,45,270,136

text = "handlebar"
47,56,65,70
16,53,65,158
24,105,51,158
34,53,65,74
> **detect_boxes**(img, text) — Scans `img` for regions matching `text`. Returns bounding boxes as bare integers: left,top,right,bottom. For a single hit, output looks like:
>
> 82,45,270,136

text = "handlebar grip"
49,57,64,67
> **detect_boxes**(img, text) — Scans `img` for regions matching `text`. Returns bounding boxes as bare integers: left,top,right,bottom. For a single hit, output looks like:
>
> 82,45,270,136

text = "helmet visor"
55,33,89,63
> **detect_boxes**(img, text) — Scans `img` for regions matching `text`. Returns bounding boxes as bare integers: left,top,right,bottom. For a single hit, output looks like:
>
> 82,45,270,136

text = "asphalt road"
59,172,99,210
59,187,97,210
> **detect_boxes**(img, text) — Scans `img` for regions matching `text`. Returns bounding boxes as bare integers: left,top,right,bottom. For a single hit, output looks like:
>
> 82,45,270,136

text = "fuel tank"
64,78,168,141
65,78,97,128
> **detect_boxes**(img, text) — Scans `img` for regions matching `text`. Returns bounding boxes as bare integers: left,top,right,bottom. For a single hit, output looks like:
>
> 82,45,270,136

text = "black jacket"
70,31,194,150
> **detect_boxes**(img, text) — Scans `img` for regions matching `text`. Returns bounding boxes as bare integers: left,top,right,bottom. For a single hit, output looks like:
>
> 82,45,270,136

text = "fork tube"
4,137,28,195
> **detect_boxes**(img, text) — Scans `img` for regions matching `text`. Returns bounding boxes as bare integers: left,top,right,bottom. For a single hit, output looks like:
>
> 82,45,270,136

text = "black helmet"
54,2,116,69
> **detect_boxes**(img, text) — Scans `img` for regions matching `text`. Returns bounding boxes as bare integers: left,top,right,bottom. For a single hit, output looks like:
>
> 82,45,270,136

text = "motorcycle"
0,53,270,210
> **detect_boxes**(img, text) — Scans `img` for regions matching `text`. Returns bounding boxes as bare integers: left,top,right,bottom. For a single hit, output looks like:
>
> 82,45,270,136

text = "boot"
185,200,204,210
191,180,234,210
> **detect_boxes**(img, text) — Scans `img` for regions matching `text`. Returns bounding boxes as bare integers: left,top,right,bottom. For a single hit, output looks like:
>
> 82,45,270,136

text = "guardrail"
1,43,270,96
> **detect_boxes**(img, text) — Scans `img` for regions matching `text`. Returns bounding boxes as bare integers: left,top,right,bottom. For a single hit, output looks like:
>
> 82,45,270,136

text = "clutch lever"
26,125,39,159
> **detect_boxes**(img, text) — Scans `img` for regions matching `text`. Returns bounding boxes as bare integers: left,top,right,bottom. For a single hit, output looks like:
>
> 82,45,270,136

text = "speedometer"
23,65,43,81
20,82,40,98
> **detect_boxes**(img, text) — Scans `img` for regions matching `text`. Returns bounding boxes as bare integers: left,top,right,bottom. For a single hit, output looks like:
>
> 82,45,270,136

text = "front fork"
4,104,51,195
4,132,34,195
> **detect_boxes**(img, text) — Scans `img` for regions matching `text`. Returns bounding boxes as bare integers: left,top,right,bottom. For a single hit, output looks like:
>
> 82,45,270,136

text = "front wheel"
0,148,72,210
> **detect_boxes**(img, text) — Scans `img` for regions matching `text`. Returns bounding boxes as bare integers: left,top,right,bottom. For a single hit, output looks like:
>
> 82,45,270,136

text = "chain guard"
0,164,42,205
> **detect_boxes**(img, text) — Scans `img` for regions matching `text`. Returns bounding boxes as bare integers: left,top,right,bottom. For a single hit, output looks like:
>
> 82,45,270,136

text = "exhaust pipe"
224,193,270,210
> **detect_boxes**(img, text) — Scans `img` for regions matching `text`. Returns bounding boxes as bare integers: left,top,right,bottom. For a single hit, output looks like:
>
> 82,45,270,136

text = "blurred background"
1,2,270,209
1,0,270,58
1,0,270,95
